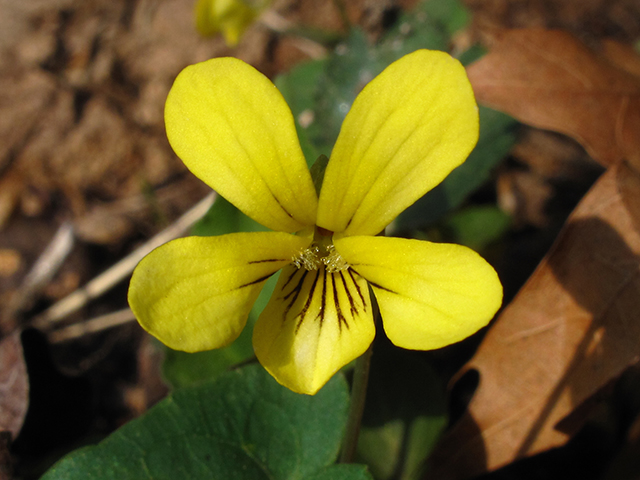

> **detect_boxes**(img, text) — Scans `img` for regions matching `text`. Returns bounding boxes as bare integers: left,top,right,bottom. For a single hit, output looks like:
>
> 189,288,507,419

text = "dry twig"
8,222,75,318
32,192,216,331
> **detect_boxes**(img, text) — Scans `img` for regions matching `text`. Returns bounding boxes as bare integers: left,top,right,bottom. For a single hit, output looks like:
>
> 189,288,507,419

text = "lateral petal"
253,265,374,395
335,236,502,350
128,232,311,352
165,57,318,233
317,50,479,236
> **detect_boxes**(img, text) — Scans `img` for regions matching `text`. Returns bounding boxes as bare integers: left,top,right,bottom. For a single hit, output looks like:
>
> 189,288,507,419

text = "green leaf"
356,347,447,480
43,365,370,480
274,59,328,166
191,195,267,236
419,0,471,37
307,464,373,480
442,205,511,251
307,29,374,153
376,0,452,64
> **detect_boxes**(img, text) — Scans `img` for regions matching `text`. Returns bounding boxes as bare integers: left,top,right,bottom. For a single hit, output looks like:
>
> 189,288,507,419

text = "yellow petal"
317,50,479,236
253,264,374,395
335,236,502,350
128,232,311,352
165,57,317,233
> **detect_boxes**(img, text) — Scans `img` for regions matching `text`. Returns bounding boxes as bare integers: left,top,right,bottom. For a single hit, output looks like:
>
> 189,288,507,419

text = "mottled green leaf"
442,205,511,251
275,59,328,165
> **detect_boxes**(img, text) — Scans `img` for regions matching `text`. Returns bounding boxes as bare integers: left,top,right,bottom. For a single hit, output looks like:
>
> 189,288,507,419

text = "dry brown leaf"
467,28,640,169
428,161,640,478
0,332,28,440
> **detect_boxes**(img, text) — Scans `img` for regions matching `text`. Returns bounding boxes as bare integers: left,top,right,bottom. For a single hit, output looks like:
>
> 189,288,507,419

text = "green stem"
339,342,373,463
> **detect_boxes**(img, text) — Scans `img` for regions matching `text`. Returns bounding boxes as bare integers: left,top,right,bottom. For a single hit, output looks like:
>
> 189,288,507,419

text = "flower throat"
292,227,349,273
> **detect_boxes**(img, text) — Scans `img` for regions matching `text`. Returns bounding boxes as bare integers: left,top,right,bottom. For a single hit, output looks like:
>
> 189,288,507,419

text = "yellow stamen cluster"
323,245,350,272
292,245,322,270
292,243,349,273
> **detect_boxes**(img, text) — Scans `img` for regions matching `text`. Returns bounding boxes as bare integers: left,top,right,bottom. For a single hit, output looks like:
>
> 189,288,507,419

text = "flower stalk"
340,331,374,463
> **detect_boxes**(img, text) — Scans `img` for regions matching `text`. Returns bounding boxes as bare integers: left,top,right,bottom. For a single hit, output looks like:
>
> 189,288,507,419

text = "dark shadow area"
12,329,93,476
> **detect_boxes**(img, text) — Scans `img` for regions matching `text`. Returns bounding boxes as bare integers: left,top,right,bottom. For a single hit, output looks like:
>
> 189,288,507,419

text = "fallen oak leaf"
467,28,640,169
427,161,640,478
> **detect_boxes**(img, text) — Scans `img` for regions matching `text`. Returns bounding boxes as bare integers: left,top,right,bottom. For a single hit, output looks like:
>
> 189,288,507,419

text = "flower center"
292,227,349,273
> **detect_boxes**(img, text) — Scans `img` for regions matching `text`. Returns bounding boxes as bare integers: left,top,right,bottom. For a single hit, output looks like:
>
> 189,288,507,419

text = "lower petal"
128,232,311,352
335,236,502,350
253,264,374,395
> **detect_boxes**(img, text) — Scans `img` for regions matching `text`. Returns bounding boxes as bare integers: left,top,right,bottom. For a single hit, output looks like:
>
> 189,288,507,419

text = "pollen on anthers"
291,228,350,273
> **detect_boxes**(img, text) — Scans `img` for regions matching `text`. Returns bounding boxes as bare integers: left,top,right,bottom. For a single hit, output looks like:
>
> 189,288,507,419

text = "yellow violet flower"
128,50,503,395
195,0,268,46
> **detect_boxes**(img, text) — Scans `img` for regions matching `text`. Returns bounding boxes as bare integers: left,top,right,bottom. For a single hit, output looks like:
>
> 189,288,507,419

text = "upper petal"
128,232,311,352
253,264,374,395
165,57,318,233
317,50,479,236
335,236,502,350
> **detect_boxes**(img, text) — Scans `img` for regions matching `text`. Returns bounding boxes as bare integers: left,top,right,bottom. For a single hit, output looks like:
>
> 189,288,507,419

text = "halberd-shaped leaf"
43,365,371,480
